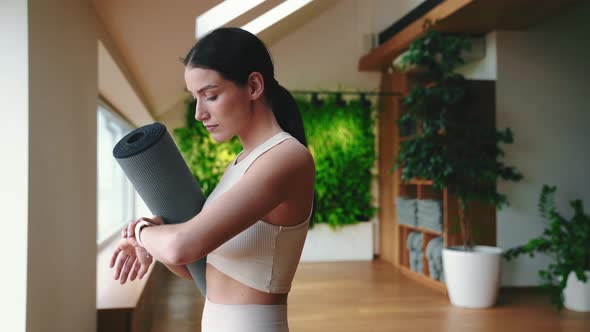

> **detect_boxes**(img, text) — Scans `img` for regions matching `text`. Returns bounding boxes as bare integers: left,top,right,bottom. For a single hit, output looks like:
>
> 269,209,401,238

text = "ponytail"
269,79,315,222
268,80,307,147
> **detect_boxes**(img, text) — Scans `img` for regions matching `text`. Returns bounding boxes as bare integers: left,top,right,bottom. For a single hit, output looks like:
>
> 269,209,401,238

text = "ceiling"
92,0,339,118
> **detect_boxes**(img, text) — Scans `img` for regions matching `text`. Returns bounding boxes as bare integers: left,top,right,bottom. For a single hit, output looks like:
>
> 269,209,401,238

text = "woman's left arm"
140,142,314,265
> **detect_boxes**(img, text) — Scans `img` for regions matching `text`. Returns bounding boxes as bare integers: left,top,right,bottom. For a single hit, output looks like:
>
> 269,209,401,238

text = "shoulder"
269,138,314,167
267,137,314,172
246,137,315,184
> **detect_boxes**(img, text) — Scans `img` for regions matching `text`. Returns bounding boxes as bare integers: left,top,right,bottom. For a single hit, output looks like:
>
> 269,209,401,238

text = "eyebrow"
198,84,219,93
184,84,219,98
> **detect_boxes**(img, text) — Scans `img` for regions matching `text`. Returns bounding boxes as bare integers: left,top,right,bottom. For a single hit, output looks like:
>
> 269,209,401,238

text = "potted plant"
504,185,590,312
394,30,523,308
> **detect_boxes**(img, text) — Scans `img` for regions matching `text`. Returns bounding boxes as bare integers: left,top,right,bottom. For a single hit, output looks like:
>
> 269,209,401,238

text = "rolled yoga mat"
113,122,207,297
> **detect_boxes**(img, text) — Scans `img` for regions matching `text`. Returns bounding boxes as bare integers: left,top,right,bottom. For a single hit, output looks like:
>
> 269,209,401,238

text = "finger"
127,220,137,238
109,247,122,268
141,216,161,225
114,255,128,281
120,257,136,284
152,215,164,225
121,229,127,238
138,262,149,280
129,259,141,281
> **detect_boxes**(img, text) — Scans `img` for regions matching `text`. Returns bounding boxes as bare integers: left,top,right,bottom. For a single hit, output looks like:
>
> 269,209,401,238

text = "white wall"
270,0,426,91
0,1,29,331
0,0,99,330
158,97,188,136
456,32,497,81
496,1,590,286
98,41,154,127
371,0,426,37
270,0,377,91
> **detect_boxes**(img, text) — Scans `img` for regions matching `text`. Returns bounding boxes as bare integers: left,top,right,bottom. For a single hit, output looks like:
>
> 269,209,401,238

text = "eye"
207,95,218,101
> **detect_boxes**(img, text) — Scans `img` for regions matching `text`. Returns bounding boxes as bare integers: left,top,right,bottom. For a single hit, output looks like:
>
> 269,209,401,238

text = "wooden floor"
149,260,590,332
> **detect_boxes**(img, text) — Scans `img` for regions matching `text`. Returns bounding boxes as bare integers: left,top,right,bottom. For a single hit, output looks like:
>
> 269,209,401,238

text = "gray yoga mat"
113,122,207,297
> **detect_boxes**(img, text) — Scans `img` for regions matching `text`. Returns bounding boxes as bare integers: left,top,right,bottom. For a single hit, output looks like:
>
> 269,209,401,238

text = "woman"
109,27,315,332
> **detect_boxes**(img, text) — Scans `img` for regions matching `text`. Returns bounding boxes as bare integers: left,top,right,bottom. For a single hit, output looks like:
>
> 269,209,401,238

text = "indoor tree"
394,30,523,249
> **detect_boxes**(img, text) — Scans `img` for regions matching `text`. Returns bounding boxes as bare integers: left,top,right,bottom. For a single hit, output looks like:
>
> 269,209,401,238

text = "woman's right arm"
123,216,193,280
162,263,193,280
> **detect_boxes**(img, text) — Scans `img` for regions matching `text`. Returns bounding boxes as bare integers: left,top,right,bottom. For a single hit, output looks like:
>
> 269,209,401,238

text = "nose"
194,101,209,122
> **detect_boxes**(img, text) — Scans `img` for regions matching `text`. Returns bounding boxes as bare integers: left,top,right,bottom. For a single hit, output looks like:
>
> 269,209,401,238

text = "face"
184,67,252,142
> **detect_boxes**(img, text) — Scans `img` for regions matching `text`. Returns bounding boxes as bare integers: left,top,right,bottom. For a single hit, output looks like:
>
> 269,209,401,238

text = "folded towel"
417,208,443,232
407,231,426,274
428,261,441,280
407,232,422,251
413,232,423,250
426,237,444,257
406,232,416,250
426,237,444,281
417,200,443,227
417,199,442,207
398,216,416,226
397,198,417,226
414,259,423,274
410,254,423,273
419,213,441,218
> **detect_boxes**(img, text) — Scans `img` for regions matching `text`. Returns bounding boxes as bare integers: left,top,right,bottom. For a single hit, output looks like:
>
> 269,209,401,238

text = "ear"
247,72,265,101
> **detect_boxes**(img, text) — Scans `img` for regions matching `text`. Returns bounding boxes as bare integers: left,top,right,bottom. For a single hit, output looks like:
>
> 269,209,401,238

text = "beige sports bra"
203,132,311,293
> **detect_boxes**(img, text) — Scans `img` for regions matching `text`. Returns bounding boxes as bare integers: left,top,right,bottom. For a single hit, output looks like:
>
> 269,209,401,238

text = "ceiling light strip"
196,0,266,39
241,0,314,35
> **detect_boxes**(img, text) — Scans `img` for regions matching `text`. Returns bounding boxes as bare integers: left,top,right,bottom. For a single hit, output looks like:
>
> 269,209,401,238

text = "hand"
123,215,165,240
109,237,153,284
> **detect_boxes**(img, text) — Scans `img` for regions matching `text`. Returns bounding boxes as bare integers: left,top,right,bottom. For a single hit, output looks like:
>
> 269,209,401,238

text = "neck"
237,101,283,153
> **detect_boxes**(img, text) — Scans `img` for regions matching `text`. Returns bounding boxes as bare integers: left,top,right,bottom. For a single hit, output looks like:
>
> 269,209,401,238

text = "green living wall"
174,96,377,228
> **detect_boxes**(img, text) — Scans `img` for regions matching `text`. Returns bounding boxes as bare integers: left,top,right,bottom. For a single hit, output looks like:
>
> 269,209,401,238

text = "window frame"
96,99,137,247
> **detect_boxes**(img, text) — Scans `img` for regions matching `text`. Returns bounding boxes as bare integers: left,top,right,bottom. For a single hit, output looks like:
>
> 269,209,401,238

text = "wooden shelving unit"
399,224,442,237
399,136,415,143
400,179,433,186
377,72,497,293
397,164,455,293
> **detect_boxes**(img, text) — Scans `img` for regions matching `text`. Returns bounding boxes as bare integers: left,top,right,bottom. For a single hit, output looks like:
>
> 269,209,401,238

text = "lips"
204,124,218,131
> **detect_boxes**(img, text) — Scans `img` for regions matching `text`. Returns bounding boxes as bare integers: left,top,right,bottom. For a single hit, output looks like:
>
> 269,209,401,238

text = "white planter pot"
563,270,590,312
442,246,503,308
300,222,373,262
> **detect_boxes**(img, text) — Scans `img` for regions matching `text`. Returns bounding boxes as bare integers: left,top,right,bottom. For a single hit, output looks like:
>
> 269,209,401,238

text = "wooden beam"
358,0,473,72
377,71,396,264
359,0,580,72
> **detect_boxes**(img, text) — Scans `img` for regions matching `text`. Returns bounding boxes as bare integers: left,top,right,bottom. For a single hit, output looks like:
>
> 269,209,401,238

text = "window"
241,0,314,35
196,0,265,38
96,103,135,244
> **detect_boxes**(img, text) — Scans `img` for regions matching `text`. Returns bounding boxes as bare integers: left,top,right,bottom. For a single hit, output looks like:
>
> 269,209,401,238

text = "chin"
210,132,233,143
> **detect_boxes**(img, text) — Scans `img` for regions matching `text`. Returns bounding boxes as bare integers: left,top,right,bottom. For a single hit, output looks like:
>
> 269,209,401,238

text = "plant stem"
458,198,473,250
